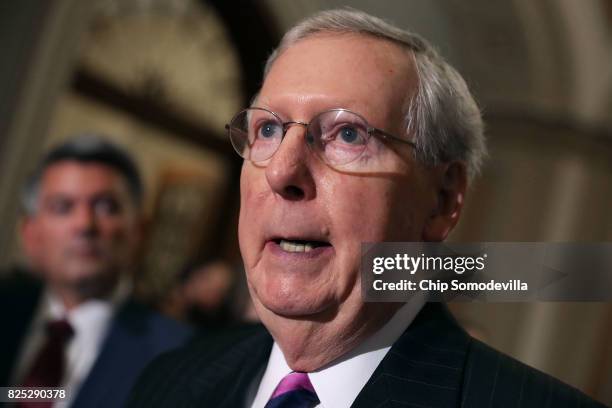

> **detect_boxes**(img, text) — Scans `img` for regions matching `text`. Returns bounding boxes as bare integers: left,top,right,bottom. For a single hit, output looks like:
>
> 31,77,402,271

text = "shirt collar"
251,292,426,408
43,278,131,335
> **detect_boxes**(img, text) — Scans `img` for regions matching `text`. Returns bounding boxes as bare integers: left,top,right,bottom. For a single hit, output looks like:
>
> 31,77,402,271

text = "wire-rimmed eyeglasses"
225,107,416,169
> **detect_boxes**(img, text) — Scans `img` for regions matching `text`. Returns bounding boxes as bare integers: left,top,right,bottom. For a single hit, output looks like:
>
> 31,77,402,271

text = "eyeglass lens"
229,108,371,166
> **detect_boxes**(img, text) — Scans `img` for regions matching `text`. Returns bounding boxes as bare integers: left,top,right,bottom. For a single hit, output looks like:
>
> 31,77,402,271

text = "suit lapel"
180,304,468,408
0,274,42,385
71,302,157,408
187,327,273,408
352,303,471,408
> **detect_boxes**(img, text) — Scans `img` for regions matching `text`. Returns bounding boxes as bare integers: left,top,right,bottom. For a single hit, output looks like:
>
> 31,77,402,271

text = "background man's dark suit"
128,303,605,407
0,271,193,408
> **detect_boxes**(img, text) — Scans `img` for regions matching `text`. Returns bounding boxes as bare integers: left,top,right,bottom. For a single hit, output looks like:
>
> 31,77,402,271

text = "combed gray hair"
262,8,486,181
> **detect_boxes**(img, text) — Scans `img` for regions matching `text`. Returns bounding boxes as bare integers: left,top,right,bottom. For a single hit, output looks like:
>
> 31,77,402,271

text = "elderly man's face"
22,161,141,299
239,34,443,320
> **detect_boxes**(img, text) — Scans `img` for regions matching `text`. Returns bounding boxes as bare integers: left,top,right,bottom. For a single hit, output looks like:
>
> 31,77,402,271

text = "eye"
331,125,366,146
339,126,360,144
257,121,282,139
46,198,73,215
93,196,122,215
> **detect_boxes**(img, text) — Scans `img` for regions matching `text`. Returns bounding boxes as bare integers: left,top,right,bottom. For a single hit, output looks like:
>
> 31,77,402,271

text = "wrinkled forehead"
257,33,418,124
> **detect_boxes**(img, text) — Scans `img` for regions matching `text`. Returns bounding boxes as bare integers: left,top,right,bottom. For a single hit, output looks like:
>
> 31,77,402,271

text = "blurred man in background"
0,135,191,407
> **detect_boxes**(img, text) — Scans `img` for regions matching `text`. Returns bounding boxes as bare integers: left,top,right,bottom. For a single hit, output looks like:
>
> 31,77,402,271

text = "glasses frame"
225,107,416,166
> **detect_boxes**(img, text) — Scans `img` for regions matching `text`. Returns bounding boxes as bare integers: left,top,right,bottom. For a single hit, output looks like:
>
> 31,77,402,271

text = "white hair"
262,8,486,181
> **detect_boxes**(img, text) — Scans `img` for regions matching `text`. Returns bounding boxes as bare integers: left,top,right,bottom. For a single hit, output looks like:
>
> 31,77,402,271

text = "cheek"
98,220,138,251
326,176,422,243
328,178,396,241
239,164,259,212
238,166,265,260
237,210,251,266
101,221,127,238
32,227,66,269
386,183,434,241
38,223,69,252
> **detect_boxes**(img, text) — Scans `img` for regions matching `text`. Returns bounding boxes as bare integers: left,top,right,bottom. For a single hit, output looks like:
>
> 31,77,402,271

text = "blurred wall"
449,118,612,398
0,0,245,279
0,0,93,266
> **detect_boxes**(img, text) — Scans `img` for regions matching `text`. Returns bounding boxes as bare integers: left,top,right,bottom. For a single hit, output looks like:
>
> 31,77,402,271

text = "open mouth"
273,238,331,253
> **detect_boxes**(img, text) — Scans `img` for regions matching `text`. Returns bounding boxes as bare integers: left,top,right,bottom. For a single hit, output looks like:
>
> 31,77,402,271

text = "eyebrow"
42,189,121,202
252,98,362,121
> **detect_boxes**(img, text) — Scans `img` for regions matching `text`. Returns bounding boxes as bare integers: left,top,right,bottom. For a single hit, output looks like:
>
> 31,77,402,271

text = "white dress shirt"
12,280,130,408
249,292,426,408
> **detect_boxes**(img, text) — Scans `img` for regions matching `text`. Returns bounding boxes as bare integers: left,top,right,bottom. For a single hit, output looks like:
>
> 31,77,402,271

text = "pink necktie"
264,371,319,408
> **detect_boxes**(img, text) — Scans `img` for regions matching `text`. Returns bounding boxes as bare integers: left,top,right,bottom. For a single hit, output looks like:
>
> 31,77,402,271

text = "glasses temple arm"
370,128,417,148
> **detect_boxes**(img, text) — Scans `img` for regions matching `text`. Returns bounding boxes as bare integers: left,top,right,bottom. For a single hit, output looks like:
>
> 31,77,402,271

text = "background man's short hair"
262,8,486,181
22,134,143,214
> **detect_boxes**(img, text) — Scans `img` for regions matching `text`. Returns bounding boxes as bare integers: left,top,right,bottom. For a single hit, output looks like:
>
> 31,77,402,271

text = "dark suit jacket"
127,302,606,407
0,271,193,408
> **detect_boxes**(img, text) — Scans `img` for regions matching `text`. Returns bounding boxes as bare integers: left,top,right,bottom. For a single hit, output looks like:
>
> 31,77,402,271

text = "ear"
422,161,468,241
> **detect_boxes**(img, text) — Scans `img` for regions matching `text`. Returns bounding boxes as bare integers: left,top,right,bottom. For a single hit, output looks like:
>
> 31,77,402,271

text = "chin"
66,265,106,281
252,284,337,320
65,265,117,291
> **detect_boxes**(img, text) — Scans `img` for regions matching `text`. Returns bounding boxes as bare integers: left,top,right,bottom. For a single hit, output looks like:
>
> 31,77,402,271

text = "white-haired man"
129,9,604,407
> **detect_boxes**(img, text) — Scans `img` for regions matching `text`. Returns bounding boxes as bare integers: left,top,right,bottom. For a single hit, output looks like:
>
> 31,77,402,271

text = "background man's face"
22,161,141,297
239,34,440,320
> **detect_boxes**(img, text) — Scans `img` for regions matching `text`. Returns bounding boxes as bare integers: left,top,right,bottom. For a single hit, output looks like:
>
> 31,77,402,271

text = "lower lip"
265,241,334,259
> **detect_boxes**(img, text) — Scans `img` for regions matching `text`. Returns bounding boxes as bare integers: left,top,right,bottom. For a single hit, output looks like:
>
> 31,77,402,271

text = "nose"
265,125,316,201
72,204,98,236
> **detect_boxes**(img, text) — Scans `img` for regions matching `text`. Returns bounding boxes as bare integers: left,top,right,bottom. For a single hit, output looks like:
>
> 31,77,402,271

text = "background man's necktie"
18,319,74,408
264,371,319,408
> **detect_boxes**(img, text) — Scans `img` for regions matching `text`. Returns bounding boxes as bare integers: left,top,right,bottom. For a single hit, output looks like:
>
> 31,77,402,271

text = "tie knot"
271,372,316,399
46,319,74,341
264,371,319,408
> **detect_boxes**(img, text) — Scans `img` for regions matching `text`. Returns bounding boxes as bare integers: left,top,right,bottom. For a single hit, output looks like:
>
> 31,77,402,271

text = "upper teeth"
280,240,314,253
